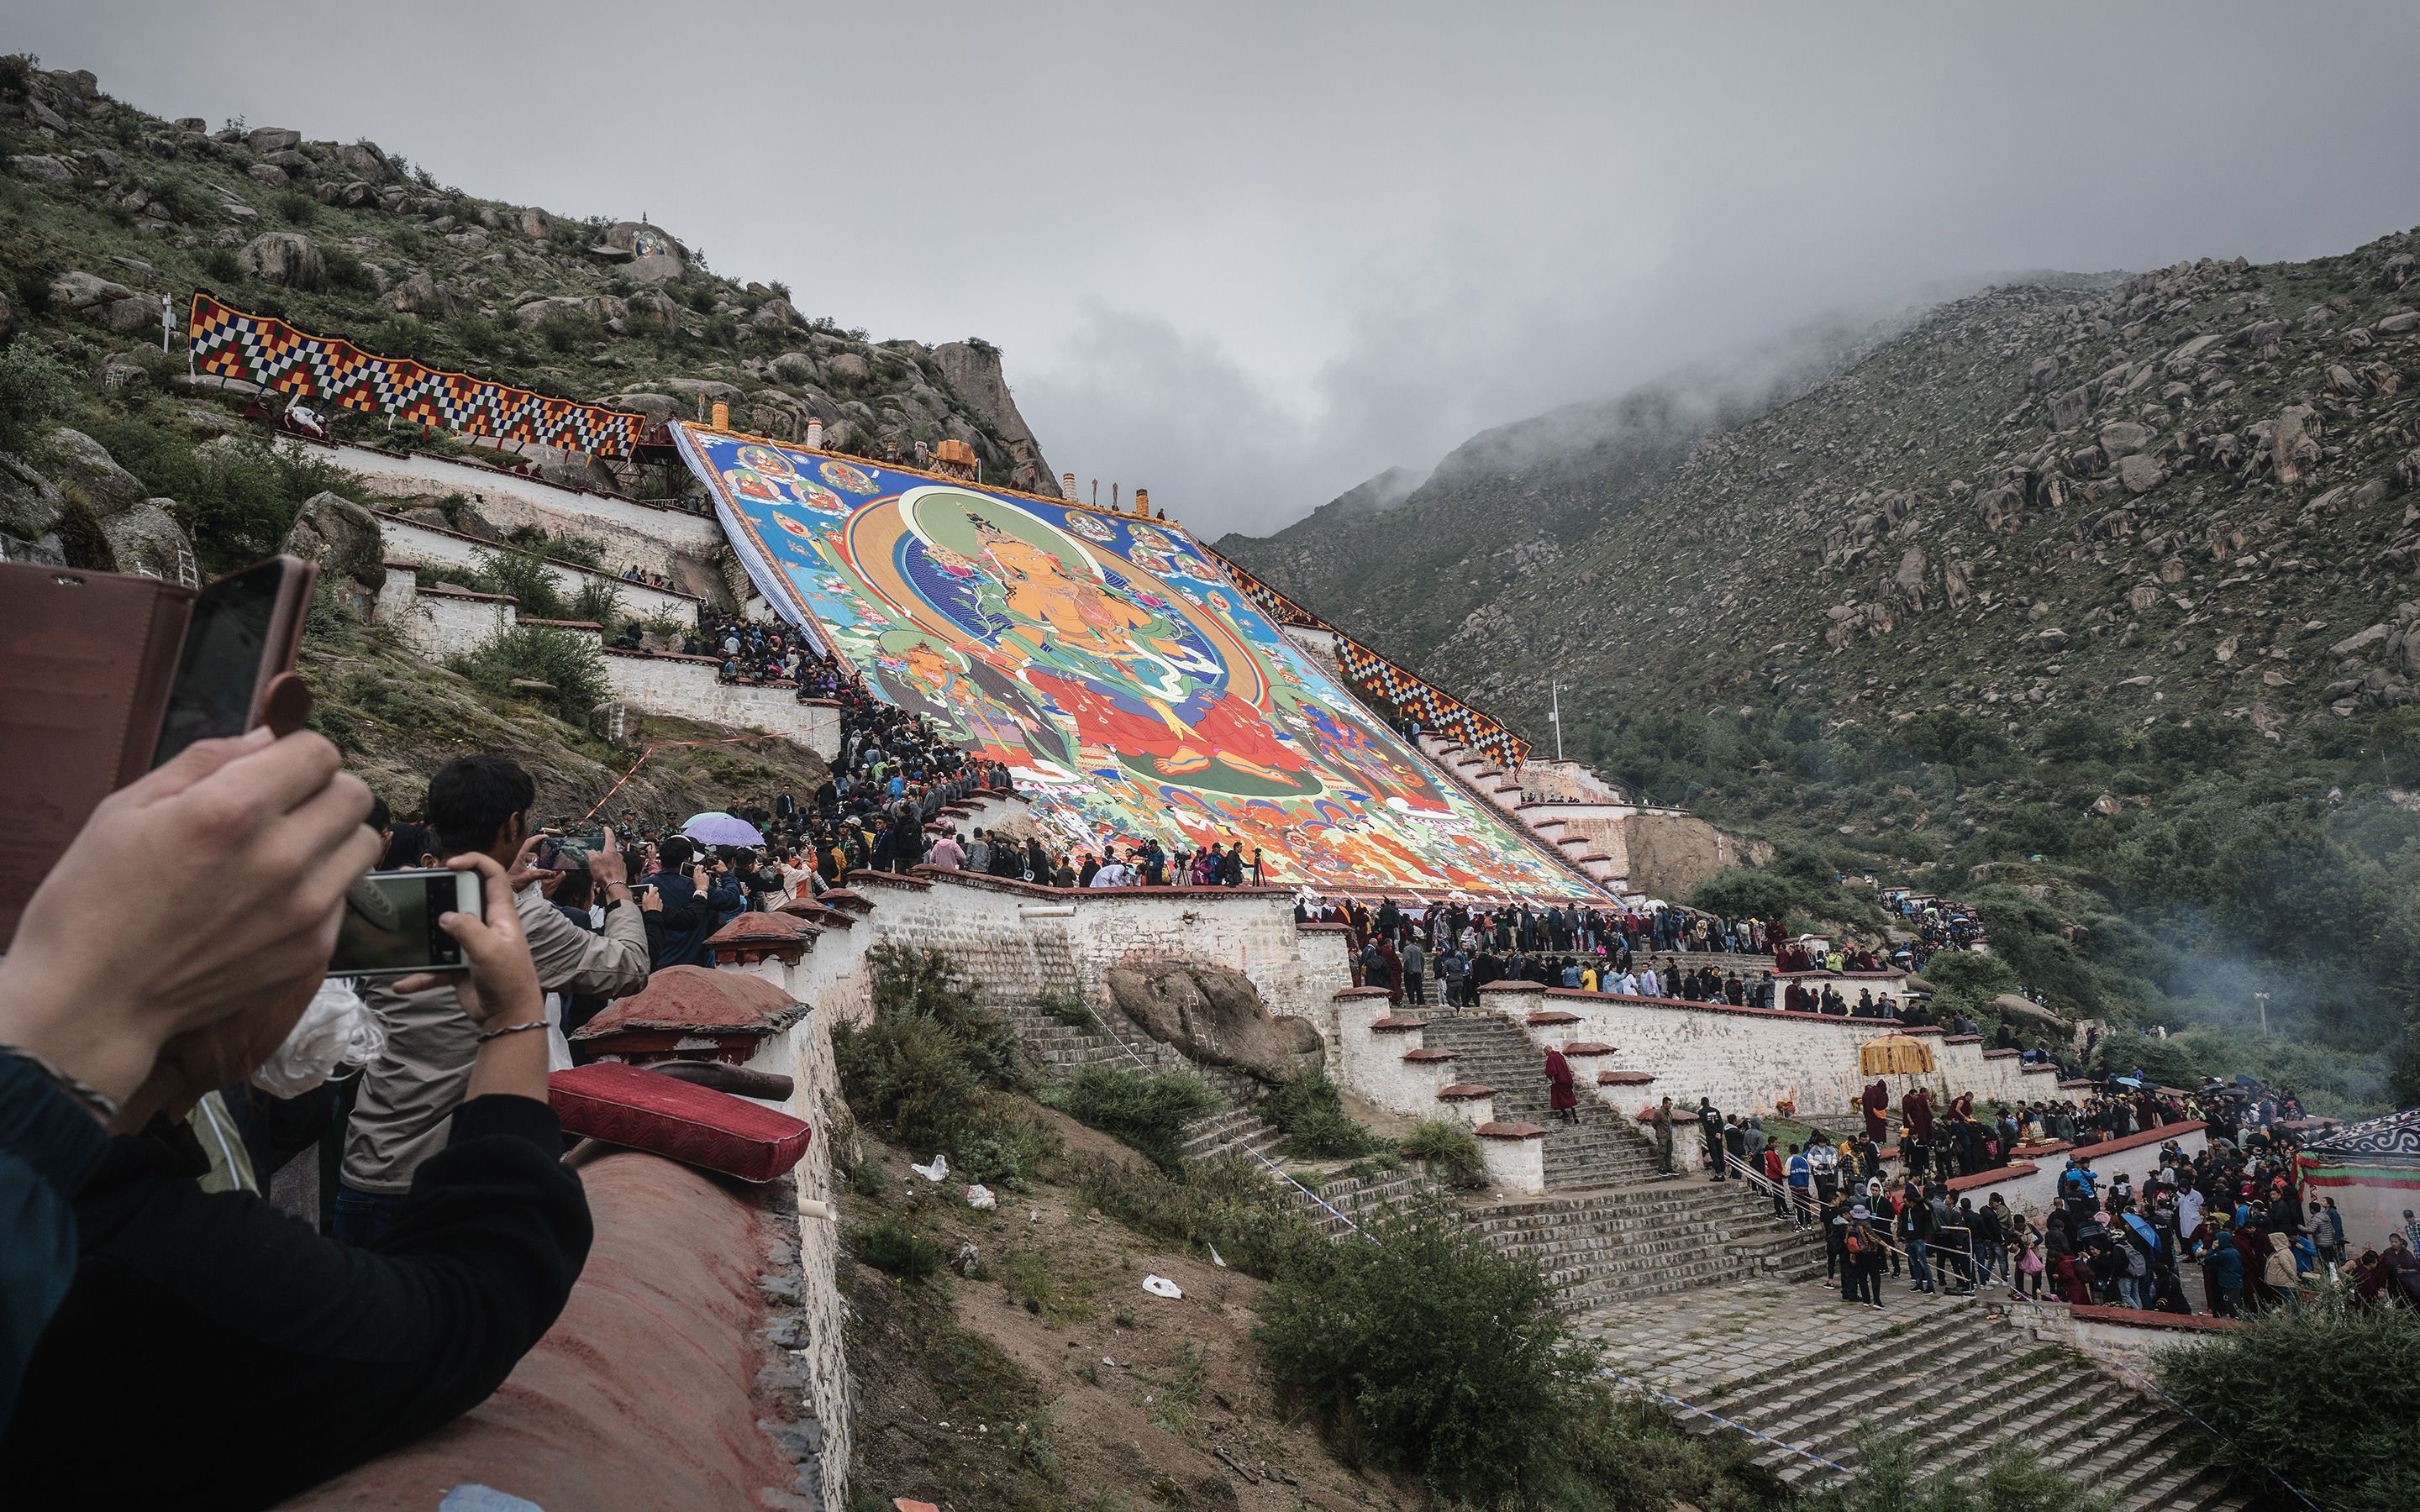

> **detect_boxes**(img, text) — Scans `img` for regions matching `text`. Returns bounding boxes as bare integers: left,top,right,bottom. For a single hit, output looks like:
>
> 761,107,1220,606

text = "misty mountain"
1223,231,2420,1105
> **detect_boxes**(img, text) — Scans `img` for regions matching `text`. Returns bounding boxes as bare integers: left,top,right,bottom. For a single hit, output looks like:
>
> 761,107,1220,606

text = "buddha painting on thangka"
677,423,1592,900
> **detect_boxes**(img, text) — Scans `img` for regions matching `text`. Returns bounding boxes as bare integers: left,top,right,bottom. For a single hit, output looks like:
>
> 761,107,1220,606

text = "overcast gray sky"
14,3,2419,536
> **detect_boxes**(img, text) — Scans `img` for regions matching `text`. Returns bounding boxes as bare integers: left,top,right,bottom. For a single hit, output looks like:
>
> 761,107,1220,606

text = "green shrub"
1039,1066,1216,1173
1254,1199,1601,1506
854,1217,943,1283
834,946,1051,1184
566,577,623,629
1400,1118,1487,1188
1037,989,1093,1027
466,546,566,619
1067,1152,1329,1281
2156,1290,2419,1512
0,339,77,454
449,624,608,723
84,420,359,575
273,190,318,227
1261,1068,1379,1158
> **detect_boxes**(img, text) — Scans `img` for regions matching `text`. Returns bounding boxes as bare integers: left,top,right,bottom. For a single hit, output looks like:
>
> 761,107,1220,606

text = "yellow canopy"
1860,1033,1936,1077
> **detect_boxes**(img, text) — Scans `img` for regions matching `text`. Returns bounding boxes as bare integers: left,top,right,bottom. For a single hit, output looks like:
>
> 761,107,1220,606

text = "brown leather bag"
0,563,196,948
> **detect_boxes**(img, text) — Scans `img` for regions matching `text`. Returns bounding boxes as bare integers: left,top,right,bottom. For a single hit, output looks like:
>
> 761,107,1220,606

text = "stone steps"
1635,1286,2249,1512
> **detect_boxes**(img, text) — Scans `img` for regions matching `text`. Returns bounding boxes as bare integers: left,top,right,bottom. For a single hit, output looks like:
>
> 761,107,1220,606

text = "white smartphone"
329,868,486,978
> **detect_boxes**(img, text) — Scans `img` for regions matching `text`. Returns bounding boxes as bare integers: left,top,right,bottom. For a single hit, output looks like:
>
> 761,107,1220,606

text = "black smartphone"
329,868,487,978
152,555,317,768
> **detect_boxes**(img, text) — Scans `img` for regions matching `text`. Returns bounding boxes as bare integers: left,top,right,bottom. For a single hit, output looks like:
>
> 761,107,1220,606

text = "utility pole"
1548,681,1564,761
2254,991,2270,1036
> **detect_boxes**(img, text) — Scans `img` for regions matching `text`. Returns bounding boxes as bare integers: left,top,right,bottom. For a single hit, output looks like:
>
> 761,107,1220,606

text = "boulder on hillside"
0,453,66,545
50,270,136,310
1991,991,2067,1028
281,491,386,591
42,428,150,515
2097,422,2155,460
245,126,302,154
2117,454,2167,495
1101,960,1323,1084
592,221,687,283
8,155,71,183
334,141,389,181
99,500,196,582
95,295,159,335
602,391,681,428
237,231,324,289
381,271,457,318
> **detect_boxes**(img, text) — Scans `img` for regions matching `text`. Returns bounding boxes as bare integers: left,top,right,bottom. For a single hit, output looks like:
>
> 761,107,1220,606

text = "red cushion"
549,1062,813,1183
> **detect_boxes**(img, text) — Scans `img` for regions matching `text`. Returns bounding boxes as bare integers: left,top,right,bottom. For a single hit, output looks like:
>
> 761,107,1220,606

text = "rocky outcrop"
929,341,1059,495
237,231,324,289
1100,960,1322,1083
281,491,387,591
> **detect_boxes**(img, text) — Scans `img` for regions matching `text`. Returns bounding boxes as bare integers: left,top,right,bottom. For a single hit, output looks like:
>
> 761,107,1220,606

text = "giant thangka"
673,423,1594,900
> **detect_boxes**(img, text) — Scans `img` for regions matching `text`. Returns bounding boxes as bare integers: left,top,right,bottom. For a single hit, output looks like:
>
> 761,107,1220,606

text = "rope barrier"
1078,991,1381,1243
577,733,786,822
1601,1371,1852,1474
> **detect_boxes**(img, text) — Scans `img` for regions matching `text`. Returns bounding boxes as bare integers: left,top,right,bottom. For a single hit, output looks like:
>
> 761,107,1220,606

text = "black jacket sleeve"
1,1095,591,1511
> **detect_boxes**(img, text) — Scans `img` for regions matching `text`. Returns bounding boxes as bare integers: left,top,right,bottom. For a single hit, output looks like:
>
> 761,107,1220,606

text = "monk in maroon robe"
1861,1079,1891,1142
1545,1047,1578,1124
1902,1087,1937,1142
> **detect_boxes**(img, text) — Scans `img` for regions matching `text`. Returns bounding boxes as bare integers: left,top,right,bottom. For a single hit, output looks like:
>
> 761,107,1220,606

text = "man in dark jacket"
1699,1098,1726,1179
643,836,743,970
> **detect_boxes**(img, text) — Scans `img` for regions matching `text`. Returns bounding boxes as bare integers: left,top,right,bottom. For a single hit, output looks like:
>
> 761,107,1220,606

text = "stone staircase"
1586,1283,2249,1512
1416,1013,1668,1190
1411,1010,1829,1306
1469,1184,1825,1308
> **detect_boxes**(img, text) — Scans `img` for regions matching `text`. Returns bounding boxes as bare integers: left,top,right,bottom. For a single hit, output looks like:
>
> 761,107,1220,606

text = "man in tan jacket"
337,756,647,1246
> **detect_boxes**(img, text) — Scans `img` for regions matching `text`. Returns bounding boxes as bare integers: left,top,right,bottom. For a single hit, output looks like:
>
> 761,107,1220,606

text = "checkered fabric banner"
1334,637,1532,768
188,292,646,459
1207,549,1339,632
1199,543,1531,767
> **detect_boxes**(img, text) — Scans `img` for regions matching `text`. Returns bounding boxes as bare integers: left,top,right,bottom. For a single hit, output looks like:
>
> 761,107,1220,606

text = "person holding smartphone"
338,755,646,1247
2,849,596,1506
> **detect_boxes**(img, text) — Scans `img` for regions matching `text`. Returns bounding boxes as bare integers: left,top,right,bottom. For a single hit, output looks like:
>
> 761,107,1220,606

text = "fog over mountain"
13,3,2420,535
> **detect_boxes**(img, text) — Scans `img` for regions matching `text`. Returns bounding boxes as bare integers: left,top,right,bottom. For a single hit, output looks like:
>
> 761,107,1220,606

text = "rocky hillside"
1228,242,2420,738
1224,234,2420,1105
0,55,1057,561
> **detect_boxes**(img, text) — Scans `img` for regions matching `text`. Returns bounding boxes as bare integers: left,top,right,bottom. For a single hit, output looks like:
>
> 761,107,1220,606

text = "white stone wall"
396,585,516,660
602,650,841,757
329,443,724,585
1460,984,2059,1121
378,513,702,622
1477,1130,1546,1194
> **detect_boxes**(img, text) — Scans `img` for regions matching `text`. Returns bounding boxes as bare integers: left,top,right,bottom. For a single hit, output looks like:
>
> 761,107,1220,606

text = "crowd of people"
1681,1071,2420,1317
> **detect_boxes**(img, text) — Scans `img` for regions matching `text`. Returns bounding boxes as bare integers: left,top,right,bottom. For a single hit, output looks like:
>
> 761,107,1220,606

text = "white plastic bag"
965,1184,997,1210
909,1152,950,1183
250,976,386,1097
1141,1274,1182,1299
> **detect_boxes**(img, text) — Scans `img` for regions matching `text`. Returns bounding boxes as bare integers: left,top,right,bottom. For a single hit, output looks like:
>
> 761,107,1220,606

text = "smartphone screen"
329,869,480,977
152,559,293,768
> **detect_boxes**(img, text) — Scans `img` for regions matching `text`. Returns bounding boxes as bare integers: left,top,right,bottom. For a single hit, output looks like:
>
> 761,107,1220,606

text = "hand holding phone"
329,868,487,978
152,556,317,769
390,854,539,1029
587,826,627,890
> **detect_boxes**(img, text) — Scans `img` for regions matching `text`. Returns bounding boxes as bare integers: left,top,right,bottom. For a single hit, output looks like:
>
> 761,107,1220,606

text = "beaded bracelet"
476,1018,550,1044
0,1038,122,1121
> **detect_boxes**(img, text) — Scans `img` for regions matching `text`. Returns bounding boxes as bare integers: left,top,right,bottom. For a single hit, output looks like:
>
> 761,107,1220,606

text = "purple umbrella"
681,811,765,848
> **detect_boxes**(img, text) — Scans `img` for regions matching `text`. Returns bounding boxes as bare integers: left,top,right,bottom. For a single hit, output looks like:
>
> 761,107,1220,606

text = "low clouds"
20,3,2420,538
